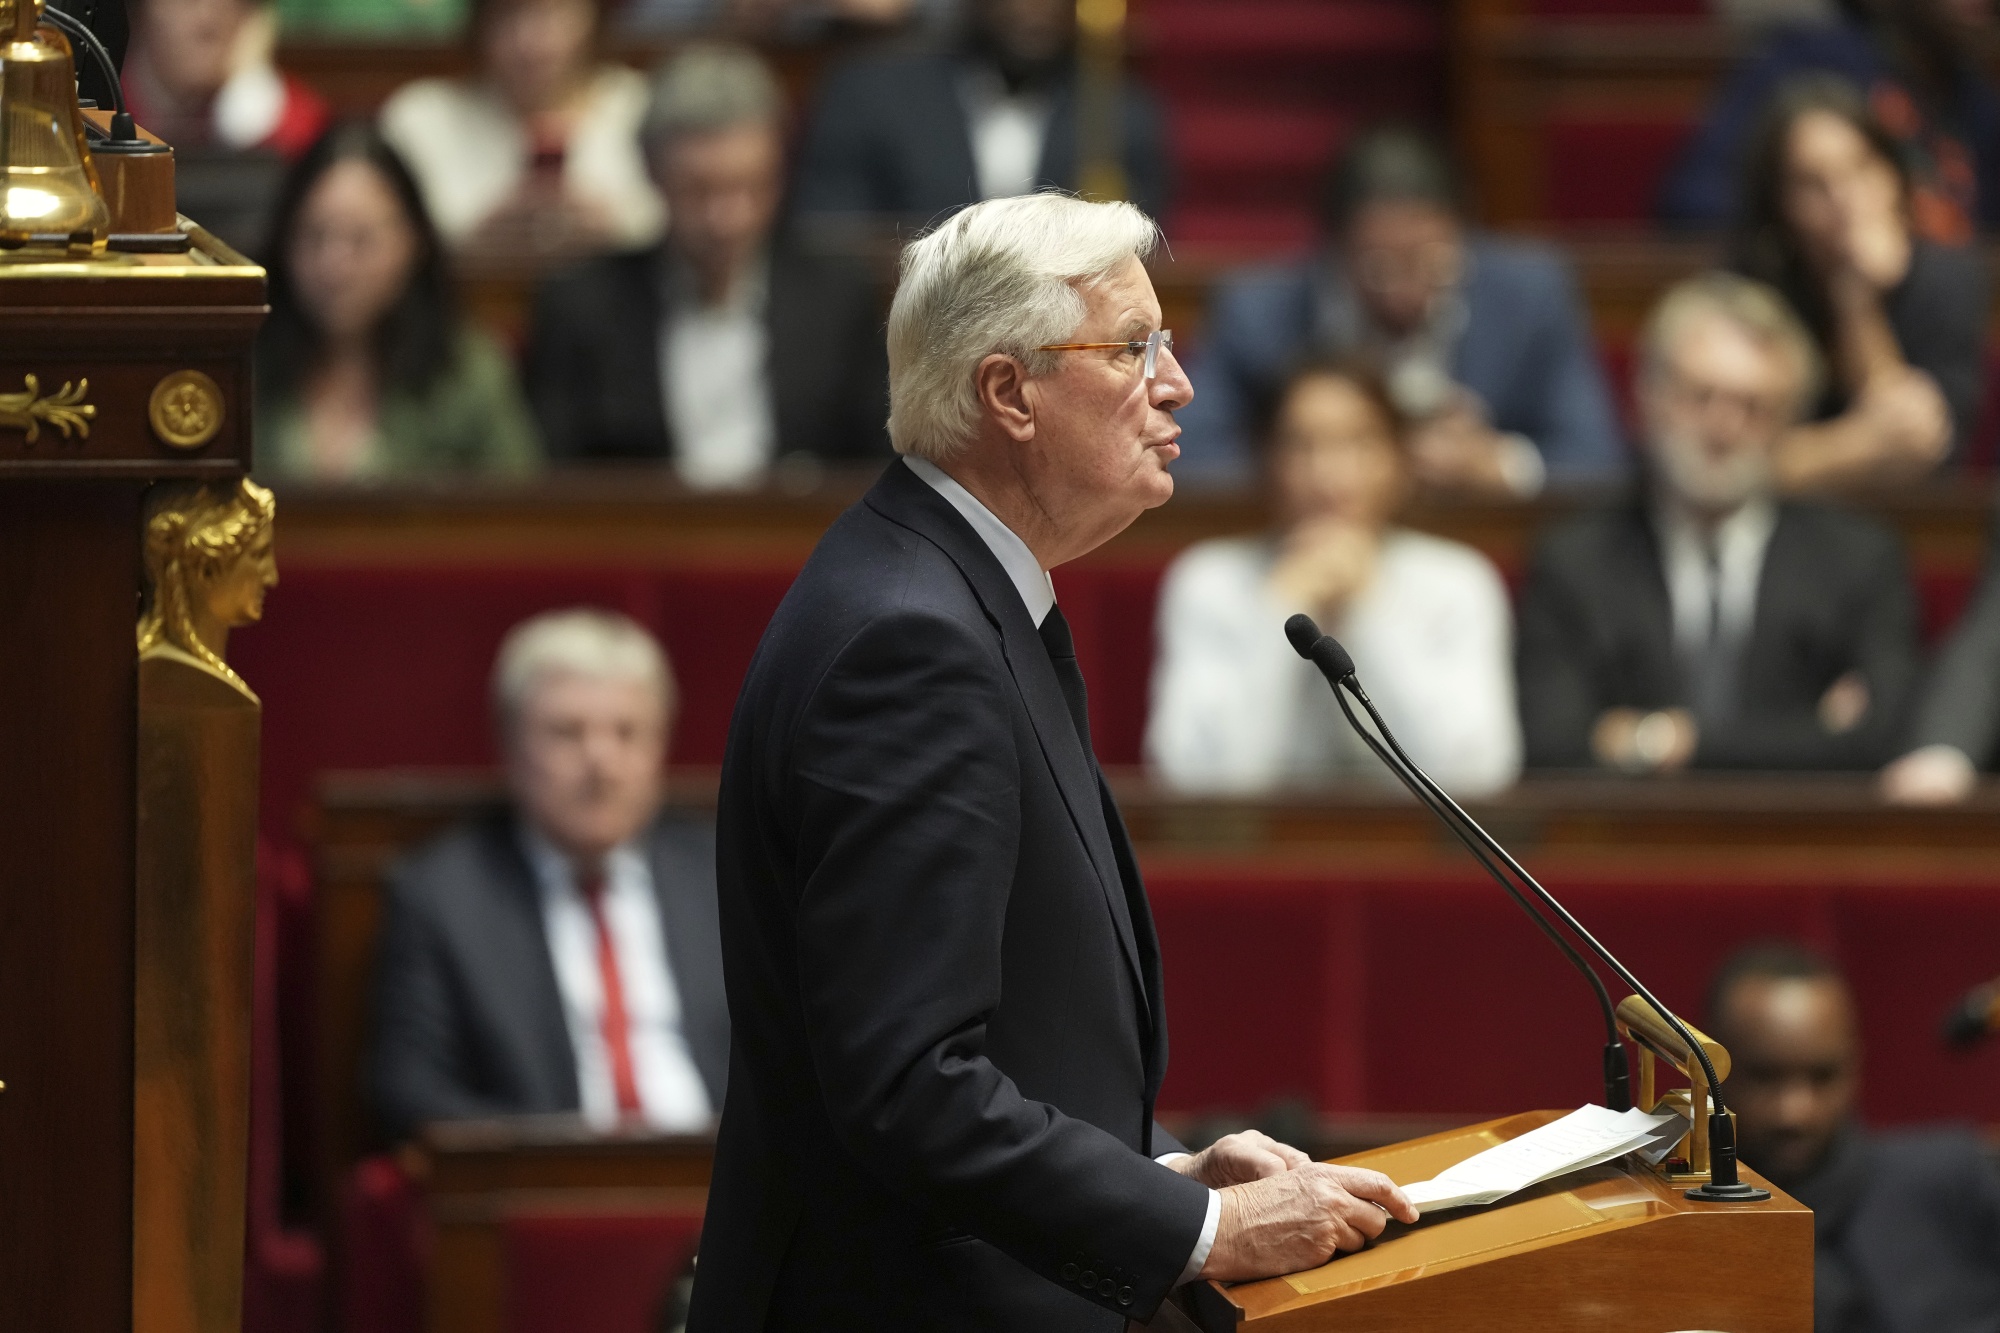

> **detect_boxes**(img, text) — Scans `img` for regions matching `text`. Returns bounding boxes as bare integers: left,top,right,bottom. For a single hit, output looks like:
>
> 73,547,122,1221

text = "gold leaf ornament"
149,370,225,450
0,373,94,443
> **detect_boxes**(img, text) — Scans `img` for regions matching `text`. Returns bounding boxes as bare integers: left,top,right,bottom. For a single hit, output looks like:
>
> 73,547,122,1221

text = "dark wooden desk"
402,1113,1469,1333
415,1117,712,1333
307,769,2000,1223
267,472,1994,577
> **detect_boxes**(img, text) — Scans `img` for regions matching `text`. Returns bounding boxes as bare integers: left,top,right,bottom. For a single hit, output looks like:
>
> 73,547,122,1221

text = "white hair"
886,192,1161,461
640,42,783,152
1641,270,1824,418
491,608,676,735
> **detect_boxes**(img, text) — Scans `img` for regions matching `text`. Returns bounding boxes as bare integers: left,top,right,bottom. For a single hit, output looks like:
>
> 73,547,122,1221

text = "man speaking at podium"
687,194,1416,1332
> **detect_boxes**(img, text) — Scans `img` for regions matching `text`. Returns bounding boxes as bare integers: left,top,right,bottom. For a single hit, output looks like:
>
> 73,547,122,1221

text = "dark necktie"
1038,604,1093,757
1688,537,1739,727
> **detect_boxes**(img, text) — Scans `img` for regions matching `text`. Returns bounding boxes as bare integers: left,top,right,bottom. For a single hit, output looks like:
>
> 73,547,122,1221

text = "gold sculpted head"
137,477,278,697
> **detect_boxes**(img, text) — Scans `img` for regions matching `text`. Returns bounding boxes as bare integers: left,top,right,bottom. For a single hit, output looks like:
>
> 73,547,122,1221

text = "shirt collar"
660,249,770,318
904,454,1057,625
517,820,647,902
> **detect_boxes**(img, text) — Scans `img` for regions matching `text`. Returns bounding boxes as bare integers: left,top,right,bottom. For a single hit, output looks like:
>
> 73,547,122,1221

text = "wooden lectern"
1185,1110,1812,1332
0,229,266,1330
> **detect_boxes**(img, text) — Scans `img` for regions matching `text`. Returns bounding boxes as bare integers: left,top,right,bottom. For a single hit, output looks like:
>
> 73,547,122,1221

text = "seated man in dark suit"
524,44,890,485
1518,272,1920,772
371,608,728,1138
1175,126,1625,491
1706,942,2000,1333
789,0,1171,225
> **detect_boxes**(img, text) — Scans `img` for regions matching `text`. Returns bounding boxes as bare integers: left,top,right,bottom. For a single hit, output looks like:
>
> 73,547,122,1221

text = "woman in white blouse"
380,0,663,256
1147,360,1522,797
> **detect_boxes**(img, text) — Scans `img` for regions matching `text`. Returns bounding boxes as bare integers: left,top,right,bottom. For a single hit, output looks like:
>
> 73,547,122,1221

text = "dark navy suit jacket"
790,46,1172,225
1516,497,1920,771
686,460,1208,1331
369,808,730,1140
1789,1125,2000,1333
1173,234,1626,484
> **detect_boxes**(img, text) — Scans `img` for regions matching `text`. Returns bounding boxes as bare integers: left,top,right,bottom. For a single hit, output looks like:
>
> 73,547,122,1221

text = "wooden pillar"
0,227,266,1331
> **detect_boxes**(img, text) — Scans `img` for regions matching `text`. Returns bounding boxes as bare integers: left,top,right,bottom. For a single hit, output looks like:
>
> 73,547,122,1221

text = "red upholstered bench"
504,1211,703,1333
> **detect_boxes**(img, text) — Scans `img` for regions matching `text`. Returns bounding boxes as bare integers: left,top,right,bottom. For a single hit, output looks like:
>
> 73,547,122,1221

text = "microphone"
1282,614,1630,1114
1943,978,2000,1048
1285,613,1767,1202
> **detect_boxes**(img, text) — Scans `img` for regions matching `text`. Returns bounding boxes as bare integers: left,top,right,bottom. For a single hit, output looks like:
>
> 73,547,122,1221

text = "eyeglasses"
1037,328,1175,380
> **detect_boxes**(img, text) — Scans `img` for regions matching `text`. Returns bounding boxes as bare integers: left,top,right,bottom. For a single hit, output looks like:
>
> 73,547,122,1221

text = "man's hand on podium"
1169,1135,1417,1282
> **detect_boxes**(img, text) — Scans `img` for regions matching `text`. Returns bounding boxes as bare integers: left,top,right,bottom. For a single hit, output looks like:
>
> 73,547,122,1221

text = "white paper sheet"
1401,1105,1688,1214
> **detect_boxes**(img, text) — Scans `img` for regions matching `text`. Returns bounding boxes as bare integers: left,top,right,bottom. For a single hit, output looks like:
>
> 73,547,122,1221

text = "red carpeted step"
1170,105,1351,177
1135,0,1440,61
1164,205,1320,254
1528,0,1703,13
1543,116,1698,223
1136,0,1445,253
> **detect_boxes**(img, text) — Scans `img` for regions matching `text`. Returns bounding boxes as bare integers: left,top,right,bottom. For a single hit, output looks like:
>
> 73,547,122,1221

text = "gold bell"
0,0,109,253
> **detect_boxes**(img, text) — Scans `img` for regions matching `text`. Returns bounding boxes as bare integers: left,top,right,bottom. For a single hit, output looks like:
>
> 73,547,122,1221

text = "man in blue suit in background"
1175,126,1627,494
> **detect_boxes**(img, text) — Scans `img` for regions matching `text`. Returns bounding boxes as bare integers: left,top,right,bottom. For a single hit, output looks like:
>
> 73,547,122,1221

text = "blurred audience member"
1713,0,1836,30
1518,273,1918,773
256,124,540,480
121,0,329,253
1663,0,2000,235
1732,78,1985,488
1147,361,1521,797
790,0,1170,223
1176,127,1624,493
1706,942,2000,1333
380,0,662,256
276,0,463,37
1882,507,2000,804
625,0,952,37
526,45,889,485
372,610,728,1139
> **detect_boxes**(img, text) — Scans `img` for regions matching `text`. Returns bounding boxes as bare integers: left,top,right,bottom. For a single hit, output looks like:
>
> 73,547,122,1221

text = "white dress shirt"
958,67,1053,201
1653,498,1777,666
908,456,1221,1286
662,257,777,491
520,828,714,1132
1146,530,1522,797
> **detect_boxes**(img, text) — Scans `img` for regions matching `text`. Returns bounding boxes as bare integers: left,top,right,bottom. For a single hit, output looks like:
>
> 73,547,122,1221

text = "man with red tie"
369,608,728,1139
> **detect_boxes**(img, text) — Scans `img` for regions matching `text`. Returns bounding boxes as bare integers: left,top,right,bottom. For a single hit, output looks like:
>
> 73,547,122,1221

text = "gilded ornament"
0,372,93,442
137,477,278,702
148,369,225,450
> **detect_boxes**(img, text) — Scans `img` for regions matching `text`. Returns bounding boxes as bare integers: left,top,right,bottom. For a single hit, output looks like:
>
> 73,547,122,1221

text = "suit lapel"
1627,503,1686,696
482,814,583,1108
638,252,678,459
1742,503,1798,689
1096,770,1167,1057
864,462,1149,1005
645,817,729,1102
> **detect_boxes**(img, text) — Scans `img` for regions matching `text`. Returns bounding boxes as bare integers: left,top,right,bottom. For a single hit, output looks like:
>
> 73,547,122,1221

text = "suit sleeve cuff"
1155,1154,1221,1286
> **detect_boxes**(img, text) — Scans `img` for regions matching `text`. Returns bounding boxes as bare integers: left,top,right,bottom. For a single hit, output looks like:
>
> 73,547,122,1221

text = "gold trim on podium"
133,478,275,1333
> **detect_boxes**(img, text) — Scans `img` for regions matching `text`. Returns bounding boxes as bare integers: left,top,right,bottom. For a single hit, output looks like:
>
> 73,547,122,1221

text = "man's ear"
974,353,1037,443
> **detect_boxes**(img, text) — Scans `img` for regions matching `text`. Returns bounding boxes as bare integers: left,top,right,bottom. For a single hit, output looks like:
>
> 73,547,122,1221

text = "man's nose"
1152,346,1193,412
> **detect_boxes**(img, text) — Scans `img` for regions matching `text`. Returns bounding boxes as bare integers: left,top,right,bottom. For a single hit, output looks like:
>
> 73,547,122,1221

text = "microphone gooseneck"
1284,614,1628,1112
1287,614,1766,1200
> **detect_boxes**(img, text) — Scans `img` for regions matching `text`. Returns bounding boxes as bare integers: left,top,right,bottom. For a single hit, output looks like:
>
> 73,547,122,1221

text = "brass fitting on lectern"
1617,995,1736,1184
